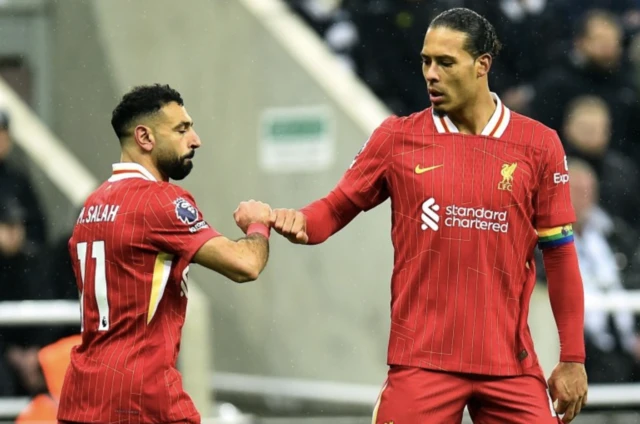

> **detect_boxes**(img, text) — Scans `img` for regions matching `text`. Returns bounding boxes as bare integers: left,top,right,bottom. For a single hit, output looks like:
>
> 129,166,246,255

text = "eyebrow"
172,120,193,130
421,53,456,61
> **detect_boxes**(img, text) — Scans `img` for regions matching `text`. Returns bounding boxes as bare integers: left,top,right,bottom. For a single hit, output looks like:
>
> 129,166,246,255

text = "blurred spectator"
0,339,15,396
44,233,79,303
562,95,640,229
568,158,640,383
346,0,433,115
0,109,47,252
531,10,640,163
285,0,359,72
37,231,83,344
480,0,574,113
565,0,640,34
0,196,48,396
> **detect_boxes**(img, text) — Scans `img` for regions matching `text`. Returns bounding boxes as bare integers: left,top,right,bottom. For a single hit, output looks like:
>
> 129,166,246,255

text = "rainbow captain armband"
537,225,574,249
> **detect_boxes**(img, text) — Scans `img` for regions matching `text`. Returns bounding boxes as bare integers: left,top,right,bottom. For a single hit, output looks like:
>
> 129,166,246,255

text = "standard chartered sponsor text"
444,205,509,233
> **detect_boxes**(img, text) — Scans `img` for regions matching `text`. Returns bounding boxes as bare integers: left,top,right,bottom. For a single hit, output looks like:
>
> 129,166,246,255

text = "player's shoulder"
145,182,197,208
374,108,435,135
151,181,192,197
146,182,201,223
508,111,560,145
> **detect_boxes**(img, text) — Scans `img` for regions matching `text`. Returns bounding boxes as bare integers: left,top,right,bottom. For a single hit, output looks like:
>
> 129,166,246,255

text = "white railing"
0,300,79,325
0,295,639,418
584,292,640,312
0,291,633,325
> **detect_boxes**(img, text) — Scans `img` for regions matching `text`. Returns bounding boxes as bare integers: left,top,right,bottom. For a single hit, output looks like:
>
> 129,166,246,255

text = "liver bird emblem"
498,162,517,191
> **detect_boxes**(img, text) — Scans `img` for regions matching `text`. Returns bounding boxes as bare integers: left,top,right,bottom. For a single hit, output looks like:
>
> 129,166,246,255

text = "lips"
428,88,445,103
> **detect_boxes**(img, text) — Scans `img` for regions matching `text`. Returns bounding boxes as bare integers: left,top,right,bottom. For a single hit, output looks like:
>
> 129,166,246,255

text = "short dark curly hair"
430,8,502,59
111,84,184,141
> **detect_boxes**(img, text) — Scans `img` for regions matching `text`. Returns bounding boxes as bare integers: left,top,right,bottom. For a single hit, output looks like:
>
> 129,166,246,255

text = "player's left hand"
270,208,308,244
547,362,588,423
233,200,272,233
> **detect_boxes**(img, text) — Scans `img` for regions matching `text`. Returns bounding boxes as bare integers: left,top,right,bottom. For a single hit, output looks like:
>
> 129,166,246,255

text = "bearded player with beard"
57,84,272,424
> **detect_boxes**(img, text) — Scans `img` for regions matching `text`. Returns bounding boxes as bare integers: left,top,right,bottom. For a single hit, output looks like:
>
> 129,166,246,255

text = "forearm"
193,225,270,283
300,188,362,244
235,232,270,278
542,242,586,363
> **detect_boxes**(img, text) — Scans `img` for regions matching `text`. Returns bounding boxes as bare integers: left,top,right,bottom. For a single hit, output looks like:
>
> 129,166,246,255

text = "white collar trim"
108,162,157,182
432,92,511,138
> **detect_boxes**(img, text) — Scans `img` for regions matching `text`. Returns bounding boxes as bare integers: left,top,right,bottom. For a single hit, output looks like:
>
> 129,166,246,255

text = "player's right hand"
234,200,272,234
548,362,588,423
270,208,309,244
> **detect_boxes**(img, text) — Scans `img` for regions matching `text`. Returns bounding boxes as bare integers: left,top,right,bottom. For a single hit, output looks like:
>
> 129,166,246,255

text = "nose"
190,131,202,149
424,63,440,84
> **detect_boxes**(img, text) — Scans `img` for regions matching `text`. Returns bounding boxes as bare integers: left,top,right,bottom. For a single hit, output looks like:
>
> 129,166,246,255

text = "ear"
476,53,492,78
133,125,155,153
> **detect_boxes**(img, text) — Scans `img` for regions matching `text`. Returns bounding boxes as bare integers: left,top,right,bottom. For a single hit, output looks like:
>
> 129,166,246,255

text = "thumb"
296,231,309,244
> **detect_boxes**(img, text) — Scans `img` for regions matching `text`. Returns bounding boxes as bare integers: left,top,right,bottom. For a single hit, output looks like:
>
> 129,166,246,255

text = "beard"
157,149,195,181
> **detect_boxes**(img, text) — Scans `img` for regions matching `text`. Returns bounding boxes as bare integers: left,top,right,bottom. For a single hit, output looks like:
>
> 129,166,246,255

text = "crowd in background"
0,110,77,398
286,0,640,384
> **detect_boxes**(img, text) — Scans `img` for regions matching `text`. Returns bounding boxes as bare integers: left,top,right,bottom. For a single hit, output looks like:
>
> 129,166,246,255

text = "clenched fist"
234,200,272,234
270,208,309,244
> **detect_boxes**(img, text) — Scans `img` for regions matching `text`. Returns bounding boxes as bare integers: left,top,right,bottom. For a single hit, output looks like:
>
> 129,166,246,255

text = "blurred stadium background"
1,0,640,422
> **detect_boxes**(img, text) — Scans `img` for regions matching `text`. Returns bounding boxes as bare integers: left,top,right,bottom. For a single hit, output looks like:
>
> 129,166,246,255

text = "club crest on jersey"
174,198,199,225
498,162,517,192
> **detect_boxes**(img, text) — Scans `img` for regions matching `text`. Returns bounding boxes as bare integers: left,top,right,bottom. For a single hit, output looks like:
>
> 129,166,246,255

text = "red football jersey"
338,94,575,376
58,163,219,424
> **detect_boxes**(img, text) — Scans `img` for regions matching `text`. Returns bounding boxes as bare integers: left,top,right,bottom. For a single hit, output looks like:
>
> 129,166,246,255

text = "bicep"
534,132,575,228
145,188,220,260
338,121,394,211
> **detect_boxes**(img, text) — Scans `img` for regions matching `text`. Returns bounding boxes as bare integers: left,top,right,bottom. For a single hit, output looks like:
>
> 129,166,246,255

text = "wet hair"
111,84,183,142
430,8,502,59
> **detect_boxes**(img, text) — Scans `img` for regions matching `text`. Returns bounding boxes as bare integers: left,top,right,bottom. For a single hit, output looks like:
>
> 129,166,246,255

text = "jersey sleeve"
336,117,394,211
145,185,220,262
534,130,576,229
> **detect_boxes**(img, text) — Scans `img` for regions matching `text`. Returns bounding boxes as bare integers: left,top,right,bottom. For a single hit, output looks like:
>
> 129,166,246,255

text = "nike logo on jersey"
415,164,443,174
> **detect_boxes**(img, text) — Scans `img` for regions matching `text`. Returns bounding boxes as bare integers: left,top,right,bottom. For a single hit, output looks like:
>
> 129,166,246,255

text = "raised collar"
108,162,157,182
432,92,511,138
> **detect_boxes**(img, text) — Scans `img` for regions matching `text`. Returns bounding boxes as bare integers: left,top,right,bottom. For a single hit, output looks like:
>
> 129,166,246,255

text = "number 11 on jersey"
77,241,110,332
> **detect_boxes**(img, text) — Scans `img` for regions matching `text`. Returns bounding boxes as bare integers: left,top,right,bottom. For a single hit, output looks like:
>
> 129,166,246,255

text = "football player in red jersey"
260,8,588,424
57,84,271,424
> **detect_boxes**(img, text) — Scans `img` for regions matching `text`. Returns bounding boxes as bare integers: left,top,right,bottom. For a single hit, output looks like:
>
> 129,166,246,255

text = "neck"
447,88,496,135
120,149,167,182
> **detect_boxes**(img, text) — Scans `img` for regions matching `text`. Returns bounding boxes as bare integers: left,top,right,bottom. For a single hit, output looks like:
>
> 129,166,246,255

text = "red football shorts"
372,365,561,424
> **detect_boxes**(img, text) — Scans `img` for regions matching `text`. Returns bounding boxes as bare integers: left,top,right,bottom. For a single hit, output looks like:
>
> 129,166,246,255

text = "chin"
174,168,193,181
432,103,448,115
165,163,193,181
